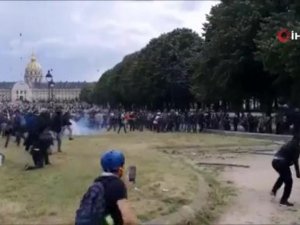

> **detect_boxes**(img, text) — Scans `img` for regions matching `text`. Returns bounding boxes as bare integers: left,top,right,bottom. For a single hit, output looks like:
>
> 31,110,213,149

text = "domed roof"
25,53,42,75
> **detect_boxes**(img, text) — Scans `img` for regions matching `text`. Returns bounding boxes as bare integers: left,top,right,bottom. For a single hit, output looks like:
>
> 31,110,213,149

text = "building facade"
0,54,90,102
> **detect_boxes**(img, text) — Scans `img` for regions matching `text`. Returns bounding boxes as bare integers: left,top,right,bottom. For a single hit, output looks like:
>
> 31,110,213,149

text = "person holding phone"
75,150,138,225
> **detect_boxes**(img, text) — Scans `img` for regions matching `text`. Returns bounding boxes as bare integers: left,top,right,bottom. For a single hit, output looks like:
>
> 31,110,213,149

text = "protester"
51,108,63,152
62,111,73,140
22,108,53,170
117,112,127,134
1,101,298,136
2,101,297,175
75,150,138,225
271,133,300,206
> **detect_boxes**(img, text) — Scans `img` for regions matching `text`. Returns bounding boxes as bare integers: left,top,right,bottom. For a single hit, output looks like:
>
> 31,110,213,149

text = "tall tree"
92,28,203,109
79,83,95,103
255,1,300,106
191,0,296,113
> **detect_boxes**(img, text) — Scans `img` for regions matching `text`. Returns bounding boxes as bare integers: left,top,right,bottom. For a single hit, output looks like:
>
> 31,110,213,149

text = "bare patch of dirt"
216,154,300,225
159,141,300,225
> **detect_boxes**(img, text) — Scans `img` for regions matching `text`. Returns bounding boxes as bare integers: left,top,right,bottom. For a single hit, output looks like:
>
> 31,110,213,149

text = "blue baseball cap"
100,150,125,172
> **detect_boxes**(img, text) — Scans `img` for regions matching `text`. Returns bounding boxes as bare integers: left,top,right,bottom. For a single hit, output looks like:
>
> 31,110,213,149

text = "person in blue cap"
75,150,138,225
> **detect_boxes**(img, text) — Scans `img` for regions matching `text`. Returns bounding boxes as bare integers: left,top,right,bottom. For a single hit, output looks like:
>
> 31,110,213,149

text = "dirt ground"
1,132,291,225
160,139,300,225
214,147,300,225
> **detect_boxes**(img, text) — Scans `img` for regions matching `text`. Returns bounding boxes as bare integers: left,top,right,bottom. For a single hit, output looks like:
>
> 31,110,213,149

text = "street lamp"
49,80,55,101
46,70,52,82
46,70,55,102
46,70,52,102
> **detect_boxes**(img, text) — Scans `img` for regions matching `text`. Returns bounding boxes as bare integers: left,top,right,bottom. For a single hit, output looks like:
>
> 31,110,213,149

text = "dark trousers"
32,149,44,168
16,131,25,146
153,124,160,133
129,121,135,131
272,159,293,202
234,123,238,131
138,123,144,132
55,132,62,152
41,147,50,165
27,147,50,170
117,123,127,133
198,122,204,132
107,122,117,132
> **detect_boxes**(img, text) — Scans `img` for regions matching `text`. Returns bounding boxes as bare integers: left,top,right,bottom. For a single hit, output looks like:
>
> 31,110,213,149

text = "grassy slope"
0,132,199,224
0,132,269,224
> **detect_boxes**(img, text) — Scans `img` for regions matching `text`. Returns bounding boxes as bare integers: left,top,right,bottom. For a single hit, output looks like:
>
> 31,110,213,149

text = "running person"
51,109,63,152
62,111,73,140
117,112,127,134
271,133,300,206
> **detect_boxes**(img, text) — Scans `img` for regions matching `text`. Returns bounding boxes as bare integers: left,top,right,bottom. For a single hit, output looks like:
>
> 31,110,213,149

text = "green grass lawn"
0,132,269,224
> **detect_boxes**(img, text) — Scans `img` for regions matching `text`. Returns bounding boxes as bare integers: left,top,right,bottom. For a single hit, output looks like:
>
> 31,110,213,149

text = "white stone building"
0,54,90,102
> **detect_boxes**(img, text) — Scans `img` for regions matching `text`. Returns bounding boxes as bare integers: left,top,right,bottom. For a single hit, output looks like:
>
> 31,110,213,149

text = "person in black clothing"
271,133,300,206
198,111,204,132
51,109,63,152
13,110,26,146
117,113,127,134
24,110,53,170
62,111,73,140
223,114,231,131
233,114,239,131
87,150,137,225
24,110,39,152
38,110,53,165
75,150,139,225
4,119,13,148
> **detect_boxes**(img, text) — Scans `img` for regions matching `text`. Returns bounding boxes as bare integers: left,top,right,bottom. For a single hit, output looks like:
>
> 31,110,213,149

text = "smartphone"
128,165,136,183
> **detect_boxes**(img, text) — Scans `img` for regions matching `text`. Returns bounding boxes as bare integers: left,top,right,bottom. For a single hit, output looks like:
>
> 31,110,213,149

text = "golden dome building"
0,54,91,102
24,54,43,85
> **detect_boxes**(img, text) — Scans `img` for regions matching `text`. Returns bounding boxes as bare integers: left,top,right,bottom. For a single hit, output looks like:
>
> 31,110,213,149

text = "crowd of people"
77,108,297,135
1,101,300,225
0,102,77,170
0,101,299,171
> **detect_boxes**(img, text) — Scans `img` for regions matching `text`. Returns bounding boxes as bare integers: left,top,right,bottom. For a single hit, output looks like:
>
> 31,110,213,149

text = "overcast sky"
0,1,219,82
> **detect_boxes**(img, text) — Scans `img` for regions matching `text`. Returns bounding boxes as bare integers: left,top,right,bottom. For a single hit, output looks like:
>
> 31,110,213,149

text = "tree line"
80,0,300,114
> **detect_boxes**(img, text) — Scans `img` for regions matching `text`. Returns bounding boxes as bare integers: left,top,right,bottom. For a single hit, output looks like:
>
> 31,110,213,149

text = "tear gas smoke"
68,118,104,136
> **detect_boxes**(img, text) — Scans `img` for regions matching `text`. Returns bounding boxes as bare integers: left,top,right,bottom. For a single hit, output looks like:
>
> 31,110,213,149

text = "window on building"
16,90,18,94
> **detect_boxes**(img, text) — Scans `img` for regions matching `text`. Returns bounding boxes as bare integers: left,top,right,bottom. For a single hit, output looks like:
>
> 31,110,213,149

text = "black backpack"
75,181,106,225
